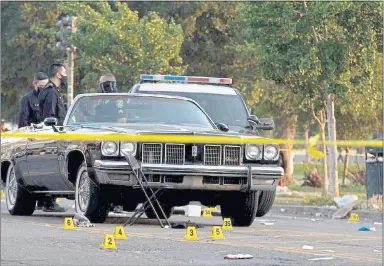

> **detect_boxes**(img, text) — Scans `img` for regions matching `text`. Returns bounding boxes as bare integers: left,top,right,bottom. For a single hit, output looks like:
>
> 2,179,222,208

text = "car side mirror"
216,123,229,132
247,115,274,131
44,117,58,127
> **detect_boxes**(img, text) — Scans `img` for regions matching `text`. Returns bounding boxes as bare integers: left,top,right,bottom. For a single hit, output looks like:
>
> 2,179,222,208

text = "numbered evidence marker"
114,226,128,240
210,226,225,240
184,226,199,241
63,217,75,230
202,208,213,218
348,213,360,223
100,234,117,250
222,218,233,230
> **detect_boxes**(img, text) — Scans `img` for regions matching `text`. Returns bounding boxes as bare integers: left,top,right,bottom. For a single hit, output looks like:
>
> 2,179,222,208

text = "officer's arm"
42,90,57,119
18,96,29,128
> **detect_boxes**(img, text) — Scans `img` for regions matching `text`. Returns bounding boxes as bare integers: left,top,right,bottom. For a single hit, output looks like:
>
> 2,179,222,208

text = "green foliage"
1,2,61,120
57,2,185,92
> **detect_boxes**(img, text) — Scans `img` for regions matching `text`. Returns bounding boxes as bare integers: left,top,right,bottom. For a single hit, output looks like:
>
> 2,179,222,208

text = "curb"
173,205,383,222
269,205,383,222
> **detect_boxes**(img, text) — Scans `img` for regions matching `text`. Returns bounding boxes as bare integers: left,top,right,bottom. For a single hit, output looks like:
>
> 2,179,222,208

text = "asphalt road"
1,199,382,266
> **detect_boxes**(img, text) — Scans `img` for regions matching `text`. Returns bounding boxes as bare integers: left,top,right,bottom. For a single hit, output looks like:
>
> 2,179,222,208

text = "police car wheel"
5,163,36,216
75,163,108,223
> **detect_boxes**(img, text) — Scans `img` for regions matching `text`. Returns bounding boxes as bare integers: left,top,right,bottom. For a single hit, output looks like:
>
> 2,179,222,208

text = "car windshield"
65,95,214,128
136,90,249,128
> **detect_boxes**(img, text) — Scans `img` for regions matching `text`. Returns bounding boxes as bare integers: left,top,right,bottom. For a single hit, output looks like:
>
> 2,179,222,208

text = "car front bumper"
92,160,284,191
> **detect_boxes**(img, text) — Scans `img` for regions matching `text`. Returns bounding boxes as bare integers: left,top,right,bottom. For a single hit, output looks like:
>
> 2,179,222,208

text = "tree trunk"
281,114,298,185
342,147,350,186
304,128,311,163
326,93,339,197
320,112,329,197
313,109,329,196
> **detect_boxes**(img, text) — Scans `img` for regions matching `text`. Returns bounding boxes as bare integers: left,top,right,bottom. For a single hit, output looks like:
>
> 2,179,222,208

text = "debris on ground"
170,221,204,229
73,213,95,227
334,195,359,208
260,222,274,226
332,198,362,219
319,250,335,253
311,219,324,222
374,250,381,253
315,213,322,217
224,254,253,260
358,226,377,231
302,245,314,250
280,208,285,212
374,222,382,225
308,257,334,261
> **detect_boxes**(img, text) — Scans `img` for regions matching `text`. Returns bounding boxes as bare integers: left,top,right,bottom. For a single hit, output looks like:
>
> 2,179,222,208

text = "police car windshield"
66,95,214,128
136,90,249,128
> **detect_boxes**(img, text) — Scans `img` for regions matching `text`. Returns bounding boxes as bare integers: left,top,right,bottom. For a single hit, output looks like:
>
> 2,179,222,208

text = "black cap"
34,72,49,81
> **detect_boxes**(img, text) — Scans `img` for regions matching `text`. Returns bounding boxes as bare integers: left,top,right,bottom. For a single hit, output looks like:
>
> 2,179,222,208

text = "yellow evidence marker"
184,226,199,241
1,190,5,198
114,226,128,240
222,218,233,230
100,234,117,250
348,213,360,223
63,217,75,230
202,208,213,218
210,226,225,240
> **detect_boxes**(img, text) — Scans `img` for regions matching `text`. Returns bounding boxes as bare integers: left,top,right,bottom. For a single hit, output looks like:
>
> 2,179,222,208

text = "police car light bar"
140,74,232,85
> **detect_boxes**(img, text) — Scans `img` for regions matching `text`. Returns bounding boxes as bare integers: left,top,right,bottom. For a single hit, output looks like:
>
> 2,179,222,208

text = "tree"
1,2,61,121
336,51,383,184
238,1,382,196
57,2,185,91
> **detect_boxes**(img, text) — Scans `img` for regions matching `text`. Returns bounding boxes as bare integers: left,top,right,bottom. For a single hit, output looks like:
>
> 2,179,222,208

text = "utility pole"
56,15,77,106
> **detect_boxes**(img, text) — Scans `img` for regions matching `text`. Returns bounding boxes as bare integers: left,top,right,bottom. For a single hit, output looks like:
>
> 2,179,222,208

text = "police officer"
18,72,49,128
94,73,127,123
39,63,67,126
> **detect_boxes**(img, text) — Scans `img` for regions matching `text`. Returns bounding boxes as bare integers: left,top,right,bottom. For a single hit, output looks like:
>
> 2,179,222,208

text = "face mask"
100,81,118,93
60,75,68,88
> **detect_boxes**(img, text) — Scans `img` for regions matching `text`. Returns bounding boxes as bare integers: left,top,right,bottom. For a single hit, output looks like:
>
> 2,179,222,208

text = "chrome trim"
141,143,162,164
204,144,222,165
164,143,185,165
223,145,242,165
33,191,74,194
93,160,284,177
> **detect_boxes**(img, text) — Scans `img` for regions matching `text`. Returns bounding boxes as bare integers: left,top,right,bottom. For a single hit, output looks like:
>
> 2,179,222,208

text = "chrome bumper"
93,160,284,191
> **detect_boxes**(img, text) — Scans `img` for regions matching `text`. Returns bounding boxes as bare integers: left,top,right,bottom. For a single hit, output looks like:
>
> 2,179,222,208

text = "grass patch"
292,162,365,181
303,195,336,206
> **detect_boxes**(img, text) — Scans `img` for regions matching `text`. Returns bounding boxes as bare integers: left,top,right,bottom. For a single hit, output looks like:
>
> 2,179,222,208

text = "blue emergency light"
139,74,232,85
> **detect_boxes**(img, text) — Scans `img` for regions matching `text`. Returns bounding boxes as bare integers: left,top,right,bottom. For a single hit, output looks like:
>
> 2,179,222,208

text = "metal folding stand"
122,154,173,228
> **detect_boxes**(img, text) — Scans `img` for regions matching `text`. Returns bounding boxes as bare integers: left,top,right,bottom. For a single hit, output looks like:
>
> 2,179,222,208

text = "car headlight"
101,141,119,156
264,144,279,160
120,142,137,156
245,144,262,160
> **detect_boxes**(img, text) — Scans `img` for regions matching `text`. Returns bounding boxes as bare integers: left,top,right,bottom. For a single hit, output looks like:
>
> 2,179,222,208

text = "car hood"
67,123,265,140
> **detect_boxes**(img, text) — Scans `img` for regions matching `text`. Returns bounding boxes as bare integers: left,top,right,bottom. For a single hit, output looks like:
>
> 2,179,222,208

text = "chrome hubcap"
7,167,17,206
78,171,90,212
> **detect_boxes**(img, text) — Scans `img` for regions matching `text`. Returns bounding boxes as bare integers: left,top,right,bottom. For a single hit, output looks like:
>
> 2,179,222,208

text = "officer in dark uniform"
39,63,67,126
37,64,67,212
18,72,49,128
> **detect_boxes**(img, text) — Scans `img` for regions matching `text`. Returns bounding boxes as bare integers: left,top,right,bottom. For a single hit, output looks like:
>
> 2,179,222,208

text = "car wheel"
5,163,36,215
145,203,172,219
256,190,276,217
75,163,109,223
220,191,259,227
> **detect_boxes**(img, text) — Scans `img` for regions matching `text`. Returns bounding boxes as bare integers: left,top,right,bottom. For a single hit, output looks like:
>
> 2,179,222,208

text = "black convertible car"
1,93,283,226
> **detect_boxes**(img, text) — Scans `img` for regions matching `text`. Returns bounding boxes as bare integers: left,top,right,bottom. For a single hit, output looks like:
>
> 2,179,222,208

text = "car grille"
223,146,242,165
142,143,162,164
203,145,222,165
141,143,242,166
165,144,185,165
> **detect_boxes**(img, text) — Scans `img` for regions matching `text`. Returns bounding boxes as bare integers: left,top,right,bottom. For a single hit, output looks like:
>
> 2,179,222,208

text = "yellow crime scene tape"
1,131,382,160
